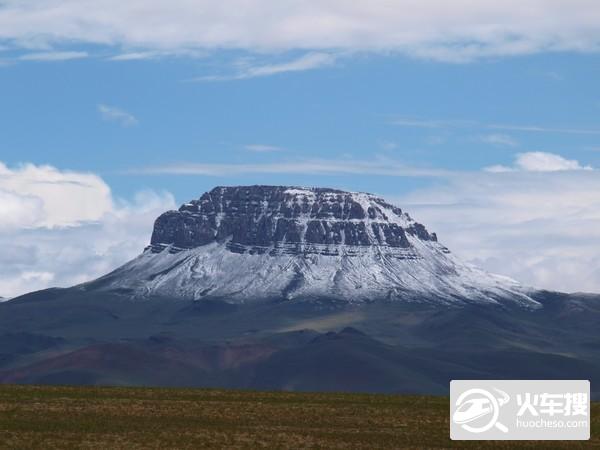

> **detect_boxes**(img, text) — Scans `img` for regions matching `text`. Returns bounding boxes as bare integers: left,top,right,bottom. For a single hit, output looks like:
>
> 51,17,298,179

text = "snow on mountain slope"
87,186,538,307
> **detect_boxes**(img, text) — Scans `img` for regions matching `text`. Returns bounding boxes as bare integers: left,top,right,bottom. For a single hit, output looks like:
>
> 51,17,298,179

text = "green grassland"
0,385,597,449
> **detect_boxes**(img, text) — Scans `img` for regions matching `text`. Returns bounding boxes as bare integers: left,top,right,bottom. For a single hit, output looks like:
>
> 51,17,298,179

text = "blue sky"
2,50,600,201
1,1,600,297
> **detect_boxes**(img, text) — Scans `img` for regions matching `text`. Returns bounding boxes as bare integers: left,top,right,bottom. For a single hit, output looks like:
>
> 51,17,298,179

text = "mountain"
0,185,599,397
87,186,535,306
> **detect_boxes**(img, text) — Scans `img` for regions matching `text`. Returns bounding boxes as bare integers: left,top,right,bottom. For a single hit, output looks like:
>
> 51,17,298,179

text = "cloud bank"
1,1,600,62
0,162,175,298
399,153,600,293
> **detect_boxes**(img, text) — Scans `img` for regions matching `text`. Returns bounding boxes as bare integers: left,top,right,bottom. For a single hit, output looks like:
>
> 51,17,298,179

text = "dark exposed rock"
150,186,437,253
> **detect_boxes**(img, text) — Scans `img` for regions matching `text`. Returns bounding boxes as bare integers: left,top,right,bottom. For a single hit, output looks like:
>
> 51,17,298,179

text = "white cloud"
19,51,88,61
485,152,593,173
0,162,113,229
98,104,139,127
478,133,517,147
193,52,335,81
244,144,284,153
400,170,600,293
488,124,600,135
130,158,451,178
2,1,600,62
0,189,43,230
515,152,592,172
110,51,159,61
239,53,335,77
484,165,514,174
392,116,600,135
0,161,176,298
109,49,206,61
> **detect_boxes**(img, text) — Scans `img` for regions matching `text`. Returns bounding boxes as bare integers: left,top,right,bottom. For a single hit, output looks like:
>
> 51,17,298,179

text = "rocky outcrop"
150,186,437,255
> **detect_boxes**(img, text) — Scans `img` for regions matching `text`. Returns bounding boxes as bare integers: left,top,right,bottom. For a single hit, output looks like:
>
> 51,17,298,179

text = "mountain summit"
91,185,536,306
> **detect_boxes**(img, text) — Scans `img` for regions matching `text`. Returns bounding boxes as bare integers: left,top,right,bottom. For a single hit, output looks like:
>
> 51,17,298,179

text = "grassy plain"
0,385,597,449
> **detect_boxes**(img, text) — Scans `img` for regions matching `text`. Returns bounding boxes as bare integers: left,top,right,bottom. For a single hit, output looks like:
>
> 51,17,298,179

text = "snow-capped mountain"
90,185,537,307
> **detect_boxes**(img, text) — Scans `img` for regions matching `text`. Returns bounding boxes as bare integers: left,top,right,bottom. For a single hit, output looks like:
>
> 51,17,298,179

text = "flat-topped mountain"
89,185,536,306
149,185,438,252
